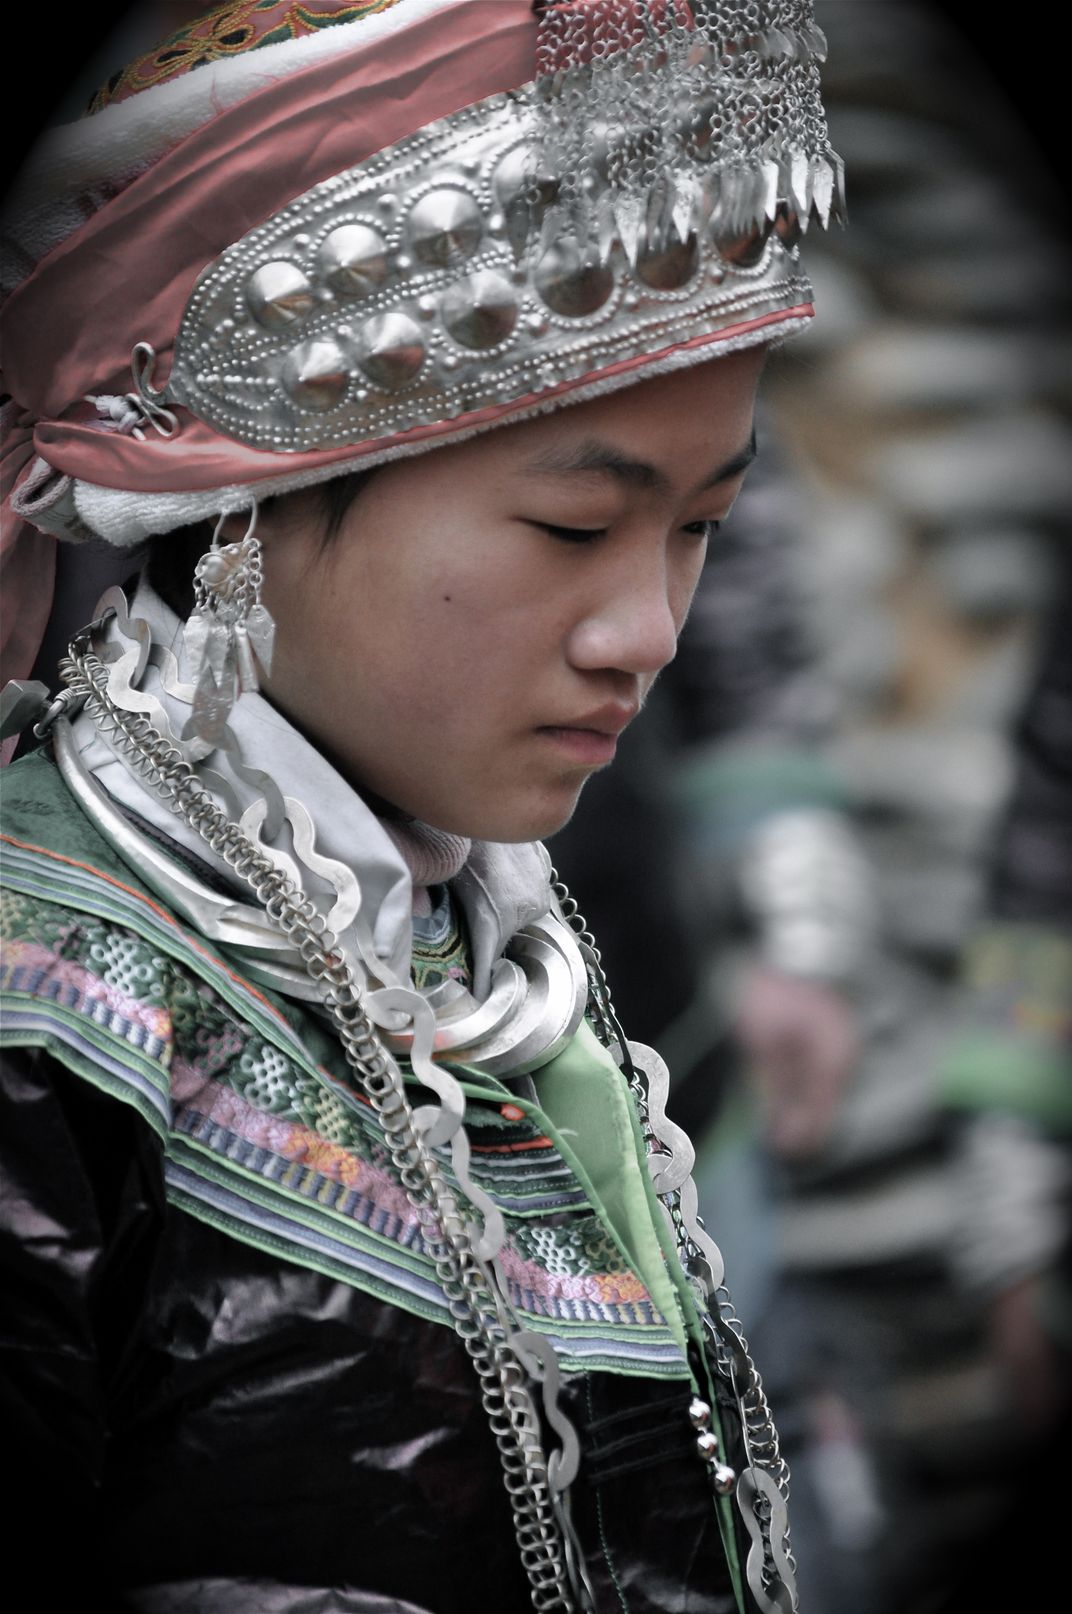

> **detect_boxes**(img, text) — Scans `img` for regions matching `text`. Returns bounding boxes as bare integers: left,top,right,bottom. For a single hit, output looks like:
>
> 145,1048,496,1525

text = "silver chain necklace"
60,635,589,1613
54,623,797,1614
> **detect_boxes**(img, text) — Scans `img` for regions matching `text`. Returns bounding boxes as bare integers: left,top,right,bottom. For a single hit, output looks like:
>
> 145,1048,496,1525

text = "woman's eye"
532,518,720,542
539,523,607,544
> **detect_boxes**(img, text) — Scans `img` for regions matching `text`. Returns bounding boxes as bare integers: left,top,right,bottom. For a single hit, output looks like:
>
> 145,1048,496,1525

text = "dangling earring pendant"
182,505,276,747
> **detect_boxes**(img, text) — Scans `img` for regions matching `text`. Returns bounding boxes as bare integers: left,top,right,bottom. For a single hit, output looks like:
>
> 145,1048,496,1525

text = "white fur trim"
71,315,808,545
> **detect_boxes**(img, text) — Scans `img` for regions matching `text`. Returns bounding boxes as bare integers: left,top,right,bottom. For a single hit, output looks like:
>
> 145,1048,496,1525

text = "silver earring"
182,504,276,749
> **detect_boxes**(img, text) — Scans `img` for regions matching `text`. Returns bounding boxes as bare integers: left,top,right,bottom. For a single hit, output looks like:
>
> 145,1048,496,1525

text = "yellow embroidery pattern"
88,0,404,112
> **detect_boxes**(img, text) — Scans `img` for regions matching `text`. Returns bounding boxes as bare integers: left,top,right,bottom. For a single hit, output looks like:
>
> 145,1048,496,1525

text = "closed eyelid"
529,515,718,541
537,521,607,543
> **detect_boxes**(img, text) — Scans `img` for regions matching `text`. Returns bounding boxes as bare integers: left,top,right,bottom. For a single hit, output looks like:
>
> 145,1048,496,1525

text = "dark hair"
147,467,376,618
316,467,376,545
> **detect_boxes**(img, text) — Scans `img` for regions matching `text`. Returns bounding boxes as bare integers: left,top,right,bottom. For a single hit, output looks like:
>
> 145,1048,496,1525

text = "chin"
430,796,580,846
398,772,591,846
481,791,587,846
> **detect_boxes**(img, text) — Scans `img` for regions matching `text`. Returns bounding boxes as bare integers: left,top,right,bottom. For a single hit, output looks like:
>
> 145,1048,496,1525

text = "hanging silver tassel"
182,505,276,748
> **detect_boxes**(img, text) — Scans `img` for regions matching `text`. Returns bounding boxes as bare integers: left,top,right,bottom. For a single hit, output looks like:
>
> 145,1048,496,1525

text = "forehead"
478,348,766,490
315,347,766,528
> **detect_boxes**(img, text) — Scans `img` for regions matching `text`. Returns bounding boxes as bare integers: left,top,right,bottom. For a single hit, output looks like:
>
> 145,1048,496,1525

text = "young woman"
0,3,843,1609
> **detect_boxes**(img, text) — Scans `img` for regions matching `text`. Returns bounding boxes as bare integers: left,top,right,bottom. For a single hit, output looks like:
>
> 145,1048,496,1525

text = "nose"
566,544,682,680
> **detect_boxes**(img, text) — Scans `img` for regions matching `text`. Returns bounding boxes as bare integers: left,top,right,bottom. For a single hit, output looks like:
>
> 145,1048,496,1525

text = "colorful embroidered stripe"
2,851,690,1379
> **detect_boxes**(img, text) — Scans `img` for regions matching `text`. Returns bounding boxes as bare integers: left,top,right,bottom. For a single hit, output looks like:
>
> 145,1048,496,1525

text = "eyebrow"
522,428,758,495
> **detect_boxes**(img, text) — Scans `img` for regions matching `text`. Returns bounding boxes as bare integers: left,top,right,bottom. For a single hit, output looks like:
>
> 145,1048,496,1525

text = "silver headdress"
3,0,843,549
168,0,842,457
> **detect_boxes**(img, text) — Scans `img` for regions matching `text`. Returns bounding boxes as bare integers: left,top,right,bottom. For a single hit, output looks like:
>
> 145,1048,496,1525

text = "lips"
571,702,639,737
536,702,638,766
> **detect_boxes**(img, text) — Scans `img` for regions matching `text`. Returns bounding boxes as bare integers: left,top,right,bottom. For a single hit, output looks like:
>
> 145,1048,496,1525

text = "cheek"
670,546,709,633
263,549,368,708
403,558,534,661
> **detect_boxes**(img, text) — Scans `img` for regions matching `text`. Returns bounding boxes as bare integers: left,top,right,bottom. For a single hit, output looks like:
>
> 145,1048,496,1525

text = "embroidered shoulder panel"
1,833,687,1379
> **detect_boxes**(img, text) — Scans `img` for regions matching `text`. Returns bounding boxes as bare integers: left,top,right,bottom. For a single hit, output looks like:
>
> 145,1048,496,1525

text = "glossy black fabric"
0,1044,741,1614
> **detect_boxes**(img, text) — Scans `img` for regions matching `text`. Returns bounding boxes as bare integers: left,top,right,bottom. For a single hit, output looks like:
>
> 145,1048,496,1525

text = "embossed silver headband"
150,0,842,456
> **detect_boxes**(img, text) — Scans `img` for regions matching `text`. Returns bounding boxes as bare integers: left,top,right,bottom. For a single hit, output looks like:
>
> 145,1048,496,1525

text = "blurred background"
556,5,1072,1610
7,4,1071,1612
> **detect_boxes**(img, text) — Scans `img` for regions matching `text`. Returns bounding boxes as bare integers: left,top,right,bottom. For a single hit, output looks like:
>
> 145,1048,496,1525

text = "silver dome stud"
408,187,483,268
534,242,614,318
280,338,350,410
717,222,769,268
493,143,560,257
246,262,316,331
441,271,519,350
493,142,559,209
319,224,390,298
356,312,426,390
636,232,700,291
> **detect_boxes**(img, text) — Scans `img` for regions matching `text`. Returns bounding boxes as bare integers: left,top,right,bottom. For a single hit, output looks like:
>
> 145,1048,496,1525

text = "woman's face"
260,350,764,841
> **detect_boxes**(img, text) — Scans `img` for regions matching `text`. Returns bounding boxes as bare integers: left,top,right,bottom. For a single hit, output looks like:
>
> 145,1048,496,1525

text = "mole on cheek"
442,594,452,603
